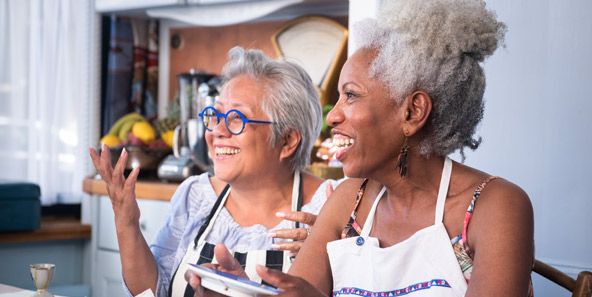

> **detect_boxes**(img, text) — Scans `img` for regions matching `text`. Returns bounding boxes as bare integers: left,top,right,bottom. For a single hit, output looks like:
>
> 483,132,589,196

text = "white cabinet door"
95,249,128,297
98,196,170,251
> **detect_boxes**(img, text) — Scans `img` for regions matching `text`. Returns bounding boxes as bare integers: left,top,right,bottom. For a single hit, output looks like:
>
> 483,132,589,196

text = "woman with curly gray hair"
186,0,535,296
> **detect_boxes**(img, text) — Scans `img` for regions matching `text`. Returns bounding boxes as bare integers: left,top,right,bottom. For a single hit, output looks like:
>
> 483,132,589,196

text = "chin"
342,164,364,179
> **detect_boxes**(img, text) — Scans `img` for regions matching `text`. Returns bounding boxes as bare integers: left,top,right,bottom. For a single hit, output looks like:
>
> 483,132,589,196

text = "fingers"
270,240,303,253
214,243,249,279
326,182,334,198
256,265,298,291
276,211,317,226
112,148,128,185
124,167,140,193
99,143,114,183
269,227,310,241
88,148,101,172
184,270,204,296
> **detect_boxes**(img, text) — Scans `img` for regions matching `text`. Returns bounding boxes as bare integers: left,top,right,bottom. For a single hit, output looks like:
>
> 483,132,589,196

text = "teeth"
215,147,241,156
332,137,354,148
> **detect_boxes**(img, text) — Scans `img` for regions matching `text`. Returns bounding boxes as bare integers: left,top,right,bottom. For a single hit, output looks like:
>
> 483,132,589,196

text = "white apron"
327,158,468,296
169,171,303,297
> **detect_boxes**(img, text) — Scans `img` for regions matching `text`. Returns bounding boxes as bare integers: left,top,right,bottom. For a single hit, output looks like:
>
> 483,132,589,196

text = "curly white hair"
355,0,506,159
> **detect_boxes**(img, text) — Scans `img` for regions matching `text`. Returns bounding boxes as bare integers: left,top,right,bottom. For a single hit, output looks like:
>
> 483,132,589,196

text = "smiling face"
205,74,282,184
327,49,406,179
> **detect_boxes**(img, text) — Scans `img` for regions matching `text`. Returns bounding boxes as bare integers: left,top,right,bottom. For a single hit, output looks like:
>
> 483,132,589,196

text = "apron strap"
434,157,453,224
291,170,303,229
168,184,230,297
359,186,387,239
193,184,231,247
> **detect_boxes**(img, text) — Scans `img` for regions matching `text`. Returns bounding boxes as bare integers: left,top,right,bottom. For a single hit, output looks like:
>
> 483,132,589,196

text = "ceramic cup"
30,263,55,296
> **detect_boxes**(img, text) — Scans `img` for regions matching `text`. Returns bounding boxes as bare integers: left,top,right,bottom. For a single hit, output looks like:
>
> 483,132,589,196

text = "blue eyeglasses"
198,106,275,135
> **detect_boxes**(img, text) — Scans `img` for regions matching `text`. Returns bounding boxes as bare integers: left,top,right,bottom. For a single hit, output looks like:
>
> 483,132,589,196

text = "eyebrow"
213,101,255,114
340,82,360,91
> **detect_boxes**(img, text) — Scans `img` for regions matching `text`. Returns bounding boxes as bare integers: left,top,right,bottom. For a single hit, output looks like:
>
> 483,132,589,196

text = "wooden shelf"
0,217,91,244
83,178,179,201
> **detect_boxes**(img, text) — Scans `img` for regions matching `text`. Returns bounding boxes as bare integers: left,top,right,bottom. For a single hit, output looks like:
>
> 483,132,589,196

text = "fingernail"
276,212,286,218
121,147,126,156
102,143,106,150
270,243,280,249
267,232,277,238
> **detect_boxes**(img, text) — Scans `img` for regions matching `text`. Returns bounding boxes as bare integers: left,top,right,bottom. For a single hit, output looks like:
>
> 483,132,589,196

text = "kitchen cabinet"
92,195,170,297
84,179,176,297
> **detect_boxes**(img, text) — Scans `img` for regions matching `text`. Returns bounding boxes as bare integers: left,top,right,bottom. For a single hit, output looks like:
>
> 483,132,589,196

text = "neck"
228,166,296,212
373,154,448,207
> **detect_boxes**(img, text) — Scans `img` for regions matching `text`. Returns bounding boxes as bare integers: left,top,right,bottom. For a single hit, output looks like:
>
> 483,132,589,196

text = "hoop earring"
395,137,409,177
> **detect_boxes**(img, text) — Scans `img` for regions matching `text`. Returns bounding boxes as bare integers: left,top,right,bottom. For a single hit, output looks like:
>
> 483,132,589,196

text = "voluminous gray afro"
220,46,322,172
355,0,506,158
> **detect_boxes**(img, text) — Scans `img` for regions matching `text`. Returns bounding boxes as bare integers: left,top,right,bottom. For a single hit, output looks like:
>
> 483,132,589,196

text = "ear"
279,130,301,161
402,90,432,136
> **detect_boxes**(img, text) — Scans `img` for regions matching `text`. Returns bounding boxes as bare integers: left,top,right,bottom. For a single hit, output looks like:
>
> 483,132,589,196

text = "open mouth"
333,135,354,149
214,147,241,157
332,135,354,158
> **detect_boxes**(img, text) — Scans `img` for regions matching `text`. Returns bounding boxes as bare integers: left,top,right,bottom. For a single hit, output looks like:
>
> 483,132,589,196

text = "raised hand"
88,144,141,229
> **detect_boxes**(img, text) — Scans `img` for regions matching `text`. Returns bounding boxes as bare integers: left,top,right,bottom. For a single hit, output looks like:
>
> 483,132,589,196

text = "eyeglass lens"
202,108,245,135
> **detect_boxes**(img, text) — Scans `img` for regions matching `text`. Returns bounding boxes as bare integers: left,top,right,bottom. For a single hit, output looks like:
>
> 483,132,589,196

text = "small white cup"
30,263,55,296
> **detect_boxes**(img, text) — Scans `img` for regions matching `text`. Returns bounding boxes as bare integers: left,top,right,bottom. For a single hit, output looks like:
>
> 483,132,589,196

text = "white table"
0,283,68,296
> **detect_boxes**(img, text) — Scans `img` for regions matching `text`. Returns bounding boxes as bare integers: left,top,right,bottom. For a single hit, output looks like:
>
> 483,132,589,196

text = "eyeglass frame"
198,106,276,135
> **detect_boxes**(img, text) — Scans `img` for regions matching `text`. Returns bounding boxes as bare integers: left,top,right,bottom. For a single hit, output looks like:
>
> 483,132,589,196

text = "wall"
350,0,592,295
448,0,592,295
166,16,348,105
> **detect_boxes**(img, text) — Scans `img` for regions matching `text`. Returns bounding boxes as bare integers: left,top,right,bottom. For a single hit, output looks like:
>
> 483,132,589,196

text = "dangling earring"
395,133,409,177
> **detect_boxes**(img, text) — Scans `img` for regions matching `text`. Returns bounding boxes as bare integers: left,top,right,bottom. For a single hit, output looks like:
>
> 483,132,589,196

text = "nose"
326,103,342,127
211,116,231,137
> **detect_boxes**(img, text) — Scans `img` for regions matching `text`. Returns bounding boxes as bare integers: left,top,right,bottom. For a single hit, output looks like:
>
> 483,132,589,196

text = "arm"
89,146,158,295
465,179,534,297
287,178,365,295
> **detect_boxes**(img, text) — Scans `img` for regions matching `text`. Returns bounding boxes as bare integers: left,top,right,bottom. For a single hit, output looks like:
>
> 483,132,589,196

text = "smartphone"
186,263,280,297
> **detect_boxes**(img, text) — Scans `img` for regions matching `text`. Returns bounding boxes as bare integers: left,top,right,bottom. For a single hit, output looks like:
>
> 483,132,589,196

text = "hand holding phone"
186,263,280,297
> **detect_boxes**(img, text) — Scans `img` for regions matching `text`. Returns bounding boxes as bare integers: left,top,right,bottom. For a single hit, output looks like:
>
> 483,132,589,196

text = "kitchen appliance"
157,69,217,181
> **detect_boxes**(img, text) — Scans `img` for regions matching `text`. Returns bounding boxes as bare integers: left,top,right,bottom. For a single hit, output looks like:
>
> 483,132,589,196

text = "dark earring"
395,136,409,177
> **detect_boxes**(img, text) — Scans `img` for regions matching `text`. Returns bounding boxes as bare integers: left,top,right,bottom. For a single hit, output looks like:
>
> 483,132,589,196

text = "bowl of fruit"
99,113,177,170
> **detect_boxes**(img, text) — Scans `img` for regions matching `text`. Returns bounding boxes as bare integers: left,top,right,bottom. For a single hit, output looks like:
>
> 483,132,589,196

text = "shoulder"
168,173,219,214
467,177,534,253
474,178,532,217
317,178,368,231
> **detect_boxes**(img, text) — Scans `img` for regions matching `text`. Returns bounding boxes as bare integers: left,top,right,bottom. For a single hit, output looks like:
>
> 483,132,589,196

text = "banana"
108,113,145,136
118,118,144,141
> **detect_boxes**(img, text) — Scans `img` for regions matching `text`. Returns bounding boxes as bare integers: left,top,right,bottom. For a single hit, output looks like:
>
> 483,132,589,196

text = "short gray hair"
355,0,506,159
220,46,322,171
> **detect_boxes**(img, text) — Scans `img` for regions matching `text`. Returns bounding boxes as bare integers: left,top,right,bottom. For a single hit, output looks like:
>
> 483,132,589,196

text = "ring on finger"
306,228,311,236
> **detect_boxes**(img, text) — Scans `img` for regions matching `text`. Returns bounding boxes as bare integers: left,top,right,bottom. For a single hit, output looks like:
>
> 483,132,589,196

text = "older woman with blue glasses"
88,46,340,297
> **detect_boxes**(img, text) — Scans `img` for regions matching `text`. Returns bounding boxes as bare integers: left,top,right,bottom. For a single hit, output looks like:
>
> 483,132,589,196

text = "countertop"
0,216,91,244
82,178,179,201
